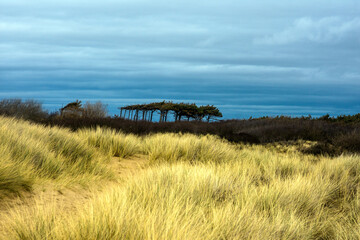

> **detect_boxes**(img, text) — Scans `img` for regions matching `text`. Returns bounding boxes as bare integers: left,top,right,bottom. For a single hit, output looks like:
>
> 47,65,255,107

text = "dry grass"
0,116,115,198
142,133,239,164
4,152,360,239
78,127,141,158
1,116,360,239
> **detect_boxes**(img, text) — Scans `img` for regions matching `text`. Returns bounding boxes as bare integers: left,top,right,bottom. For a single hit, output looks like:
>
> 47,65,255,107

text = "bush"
83,101,108,118
301,142,341,156
333,130,360,153
0,99,48,121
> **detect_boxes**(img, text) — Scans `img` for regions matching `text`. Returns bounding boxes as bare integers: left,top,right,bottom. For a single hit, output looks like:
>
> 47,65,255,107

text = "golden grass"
78,127,141,158
5,153,360,239
143,133,239,164
0,116,114,197
1,116,360,239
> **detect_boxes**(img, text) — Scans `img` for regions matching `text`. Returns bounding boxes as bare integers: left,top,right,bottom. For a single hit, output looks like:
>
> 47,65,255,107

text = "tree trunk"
144,111,148,121
161,111,165,122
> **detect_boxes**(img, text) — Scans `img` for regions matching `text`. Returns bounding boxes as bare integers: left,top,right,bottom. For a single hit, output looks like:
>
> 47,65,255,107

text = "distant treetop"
118,101,222,122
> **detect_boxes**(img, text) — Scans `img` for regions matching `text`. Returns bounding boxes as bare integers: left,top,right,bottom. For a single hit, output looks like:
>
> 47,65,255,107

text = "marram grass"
4,156,360,239
1,116,360,239
142,133,239,164
78,127,141,158
0,116,114,197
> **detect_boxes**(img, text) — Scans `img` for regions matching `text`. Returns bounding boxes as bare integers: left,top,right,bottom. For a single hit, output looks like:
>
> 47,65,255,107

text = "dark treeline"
0,98,359,155
119,101,222,122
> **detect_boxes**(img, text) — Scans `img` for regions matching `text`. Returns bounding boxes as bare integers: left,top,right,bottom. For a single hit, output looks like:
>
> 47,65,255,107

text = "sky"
0,0,359,119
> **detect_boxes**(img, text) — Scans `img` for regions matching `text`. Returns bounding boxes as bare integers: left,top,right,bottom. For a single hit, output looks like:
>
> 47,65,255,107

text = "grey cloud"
255,17,360,45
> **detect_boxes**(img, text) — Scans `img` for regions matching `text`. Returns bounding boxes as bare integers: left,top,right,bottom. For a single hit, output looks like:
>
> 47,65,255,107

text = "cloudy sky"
0,0,359,119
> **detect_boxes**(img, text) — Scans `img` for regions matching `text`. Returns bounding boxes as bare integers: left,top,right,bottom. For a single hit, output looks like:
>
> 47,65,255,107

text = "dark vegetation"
1,98,359,156
0,99,48,121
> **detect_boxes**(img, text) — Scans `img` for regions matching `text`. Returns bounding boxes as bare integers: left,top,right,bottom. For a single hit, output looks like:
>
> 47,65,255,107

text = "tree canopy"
118,101,222,122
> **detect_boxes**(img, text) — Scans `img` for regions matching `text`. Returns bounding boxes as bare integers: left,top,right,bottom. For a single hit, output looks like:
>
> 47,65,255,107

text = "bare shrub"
83,101,108,118
0,98,48,121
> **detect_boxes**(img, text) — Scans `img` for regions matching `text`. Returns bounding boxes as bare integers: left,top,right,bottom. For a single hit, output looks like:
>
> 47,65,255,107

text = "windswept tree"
160,101,174,122
118,101,223,122
153,101,166,122
173,102,192,121
182,103,198,121
60,100,83,117
196,106,208,121
202,105,222,122
146,102,159,122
